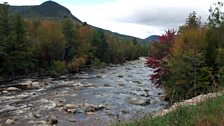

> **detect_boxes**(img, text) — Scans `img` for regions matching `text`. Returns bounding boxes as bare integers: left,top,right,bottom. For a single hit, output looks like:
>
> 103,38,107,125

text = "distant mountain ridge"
7,1,146,44
141,35,160,45
10,1,82,23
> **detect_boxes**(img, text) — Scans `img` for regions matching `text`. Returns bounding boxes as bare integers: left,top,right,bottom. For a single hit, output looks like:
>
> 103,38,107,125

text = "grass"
117,95,224,126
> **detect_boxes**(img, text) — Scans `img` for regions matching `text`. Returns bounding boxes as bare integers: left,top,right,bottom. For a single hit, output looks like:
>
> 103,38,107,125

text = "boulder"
66,108,77,113
132,80,141,84
97,104,105,110
128,97,150,106
64,104,77,113
86,112,96,115
31,82,41,88
144,88,150,92
85,105,96,112
117,75,124,78
64,104,76,109
2,90,9,94
20,80,32,87
56,102,63,107
47,115,58,124
7,87,20,91
122,110,129,114
159,96,166,101
33,113,41,118
5,119,15,125
69,118,76,122
104,83,110,87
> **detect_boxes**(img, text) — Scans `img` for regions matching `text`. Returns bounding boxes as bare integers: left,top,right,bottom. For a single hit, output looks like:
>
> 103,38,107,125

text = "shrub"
67,56,87,72
49,60,66,76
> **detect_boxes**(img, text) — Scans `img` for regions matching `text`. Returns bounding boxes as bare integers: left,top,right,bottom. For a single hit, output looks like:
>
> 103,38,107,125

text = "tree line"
146,2,224,103
0,3,148,79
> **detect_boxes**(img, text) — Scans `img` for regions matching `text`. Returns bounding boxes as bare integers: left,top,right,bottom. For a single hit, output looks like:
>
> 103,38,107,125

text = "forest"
146,2,224,103
0,3,148,79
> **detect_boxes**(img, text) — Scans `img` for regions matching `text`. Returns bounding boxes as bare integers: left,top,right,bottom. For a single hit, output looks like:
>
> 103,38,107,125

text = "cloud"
67,0,219,38
0,0,220,38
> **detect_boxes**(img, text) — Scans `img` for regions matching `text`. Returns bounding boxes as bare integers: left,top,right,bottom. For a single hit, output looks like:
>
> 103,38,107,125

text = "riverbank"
117,91,224,126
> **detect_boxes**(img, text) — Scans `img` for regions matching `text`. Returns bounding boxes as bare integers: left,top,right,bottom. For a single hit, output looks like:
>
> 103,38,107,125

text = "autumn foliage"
145,30,176,86
146,5,224,102
0,3,149,78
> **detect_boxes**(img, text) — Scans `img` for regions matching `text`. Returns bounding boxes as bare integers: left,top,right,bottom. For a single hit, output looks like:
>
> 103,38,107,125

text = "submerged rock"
69,118,76,122
7,87,20,92
64,104,76,109
128,96,150,106
122,110,129,114
85,105,96,112
2,90,9,94
132,80,141,84
86,112,96,115
117,75,124,78
64,104,77,113
104,83,110,87
5,119,15,125
33,113,41,118
47,115,58,124
31,82,41,88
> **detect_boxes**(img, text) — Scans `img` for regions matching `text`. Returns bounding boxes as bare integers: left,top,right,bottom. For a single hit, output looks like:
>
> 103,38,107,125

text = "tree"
37,20,65,69
206,1,224,87
0,3,11,74
145,30,176,86
92,29,109,63
62,17,76,62
10,15,34,74
0,3,34,76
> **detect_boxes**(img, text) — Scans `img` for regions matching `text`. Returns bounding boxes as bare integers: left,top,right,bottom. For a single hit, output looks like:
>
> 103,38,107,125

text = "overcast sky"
0,0,220,38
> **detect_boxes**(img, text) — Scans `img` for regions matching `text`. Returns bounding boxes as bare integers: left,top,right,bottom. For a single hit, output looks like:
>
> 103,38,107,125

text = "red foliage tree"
145,30,176,86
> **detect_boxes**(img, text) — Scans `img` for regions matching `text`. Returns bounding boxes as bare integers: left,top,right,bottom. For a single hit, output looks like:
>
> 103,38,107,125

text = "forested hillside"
0,2,149,79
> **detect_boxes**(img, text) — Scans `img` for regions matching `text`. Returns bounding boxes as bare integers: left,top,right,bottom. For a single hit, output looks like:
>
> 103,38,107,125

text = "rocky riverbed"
0,58,168,126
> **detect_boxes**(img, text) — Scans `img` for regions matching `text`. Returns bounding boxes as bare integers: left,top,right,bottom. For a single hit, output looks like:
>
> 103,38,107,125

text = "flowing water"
0,58,167,126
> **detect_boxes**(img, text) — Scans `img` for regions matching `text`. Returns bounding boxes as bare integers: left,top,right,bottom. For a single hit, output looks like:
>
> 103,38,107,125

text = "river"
0,58,167,126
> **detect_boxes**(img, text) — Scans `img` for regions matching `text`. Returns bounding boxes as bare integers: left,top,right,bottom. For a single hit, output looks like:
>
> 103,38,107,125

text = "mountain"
145,35,160,43
9,1,143,43
143,35,160,44
10,1,81,23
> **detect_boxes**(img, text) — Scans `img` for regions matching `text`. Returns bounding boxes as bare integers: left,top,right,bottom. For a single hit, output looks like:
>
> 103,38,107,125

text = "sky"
0,0,220,39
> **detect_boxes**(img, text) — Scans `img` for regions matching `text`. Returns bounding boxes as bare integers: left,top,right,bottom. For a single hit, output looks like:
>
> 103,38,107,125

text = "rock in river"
5,119,15,125
47,115,58,124
128,96,150,106
7,87,20,92
86,112,96,115
31,82,41,88
64,104,77,113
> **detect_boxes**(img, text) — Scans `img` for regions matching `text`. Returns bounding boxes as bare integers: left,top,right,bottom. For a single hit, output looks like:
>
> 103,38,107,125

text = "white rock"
5,119,15,125
128,97,150,106
7,87,19,91
2,90,9,94
86,112,96,115
20,80,32,86
32,82,40,86
64,104,76,109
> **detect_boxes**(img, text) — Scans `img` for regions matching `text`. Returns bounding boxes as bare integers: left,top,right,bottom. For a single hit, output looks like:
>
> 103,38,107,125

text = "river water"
0,58,167,126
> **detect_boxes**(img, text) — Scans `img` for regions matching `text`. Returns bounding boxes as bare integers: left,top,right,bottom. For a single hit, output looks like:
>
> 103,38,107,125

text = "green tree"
0,3,33,76
62,17,76,62
92,29,109,63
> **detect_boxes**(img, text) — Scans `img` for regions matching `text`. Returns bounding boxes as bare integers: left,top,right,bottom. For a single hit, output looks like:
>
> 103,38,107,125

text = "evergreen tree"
0,3,13,76
93,29,109,63
62,17,76,62
0,3,33,76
